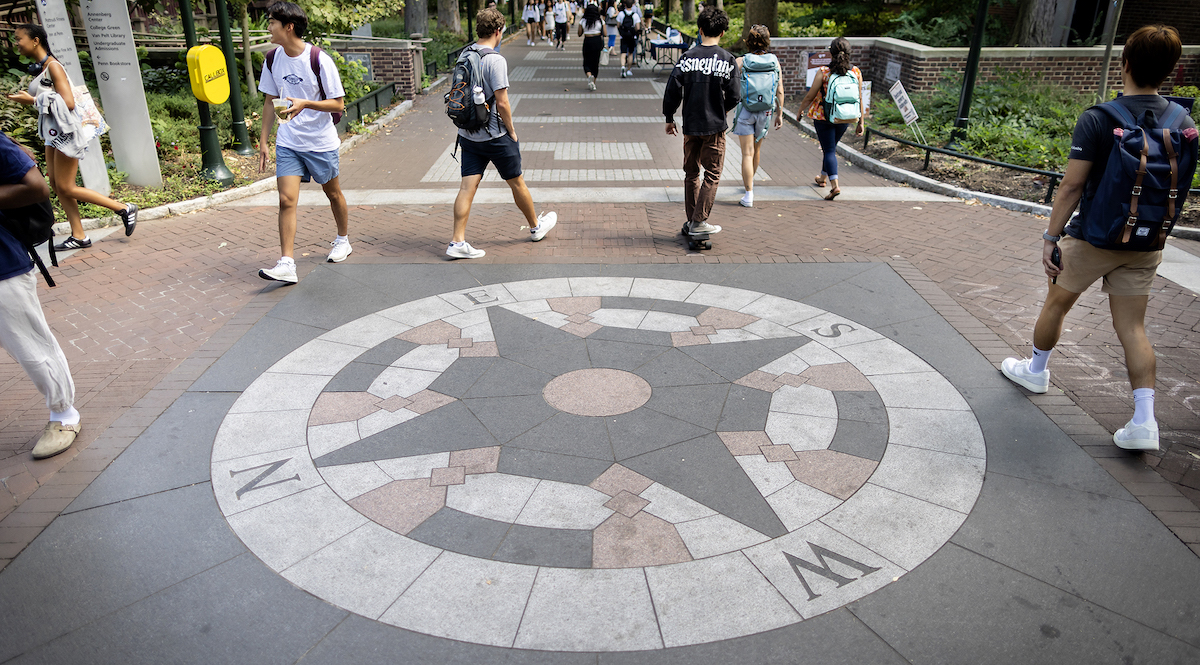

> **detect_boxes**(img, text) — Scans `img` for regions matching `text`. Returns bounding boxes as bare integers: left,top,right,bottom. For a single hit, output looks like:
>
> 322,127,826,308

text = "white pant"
0,271,74,413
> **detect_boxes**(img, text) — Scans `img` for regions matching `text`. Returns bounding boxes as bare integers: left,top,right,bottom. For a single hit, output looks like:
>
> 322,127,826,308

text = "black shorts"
459,134,522,181
620,36,637,54
527,17,537,24
555,22,568,41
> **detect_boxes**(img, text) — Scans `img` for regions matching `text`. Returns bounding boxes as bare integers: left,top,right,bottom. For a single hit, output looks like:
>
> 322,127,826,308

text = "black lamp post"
216,0,255,155
948,0,990,150
179,0,235,184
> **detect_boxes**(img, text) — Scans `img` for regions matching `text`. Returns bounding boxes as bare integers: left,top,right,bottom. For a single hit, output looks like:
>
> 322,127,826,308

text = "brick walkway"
2,38,1198,569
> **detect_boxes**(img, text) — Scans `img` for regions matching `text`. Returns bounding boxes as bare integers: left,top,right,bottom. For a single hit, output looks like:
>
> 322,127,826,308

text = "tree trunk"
241,4,257,104
681,0,694,23
670,0,681,21
740,0,777,49
438,0,462,34
1013,0,1063,46
406,0,430,35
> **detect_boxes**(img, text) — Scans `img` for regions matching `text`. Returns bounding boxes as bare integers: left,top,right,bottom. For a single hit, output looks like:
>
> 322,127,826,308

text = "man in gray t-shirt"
447,8,557,259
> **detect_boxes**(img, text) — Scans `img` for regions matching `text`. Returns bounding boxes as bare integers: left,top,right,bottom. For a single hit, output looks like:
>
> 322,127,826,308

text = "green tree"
802,0,894,36
302,0,403,35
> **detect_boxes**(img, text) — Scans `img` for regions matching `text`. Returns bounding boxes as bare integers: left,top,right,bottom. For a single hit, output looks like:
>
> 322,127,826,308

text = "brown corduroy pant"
682,132,725,224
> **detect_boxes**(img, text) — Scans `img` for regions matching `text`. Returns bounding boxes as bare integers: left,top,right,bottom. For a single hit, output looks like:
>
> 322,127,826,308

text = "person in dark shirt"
662,6,739,237
1001,25,1198,453
0,132,81,459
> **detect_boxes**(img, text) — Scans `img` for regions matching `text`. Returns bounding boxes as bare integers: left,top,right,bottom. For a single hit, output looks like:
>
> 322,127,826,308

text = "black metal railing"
863,126,1064,204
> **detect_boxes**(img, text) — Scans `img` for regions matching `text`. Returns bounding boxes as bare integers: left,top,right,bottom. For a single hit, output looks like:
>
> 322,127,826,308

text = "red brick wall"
329,42,421,99
1118,2,1200,46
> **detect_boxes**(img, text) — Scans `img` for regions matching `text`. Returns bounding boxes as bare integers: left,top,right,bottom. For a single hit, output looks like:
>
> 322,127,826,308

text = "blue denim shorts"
276,145,339,184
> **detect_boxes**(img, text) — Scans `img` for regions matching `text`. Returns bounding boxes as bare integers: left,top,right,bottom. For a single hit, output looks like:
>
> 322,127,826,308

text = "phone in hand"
1050,246,1062,284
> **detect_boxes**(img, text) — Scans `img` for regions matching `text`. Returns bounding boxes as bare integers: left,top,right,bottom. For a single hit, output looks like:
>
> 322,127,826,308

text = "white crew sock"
51,406,80,426
1029,345,1052,373
279,256,295,265
1132,388,1155,426
336,235,348,243
743,190,753,202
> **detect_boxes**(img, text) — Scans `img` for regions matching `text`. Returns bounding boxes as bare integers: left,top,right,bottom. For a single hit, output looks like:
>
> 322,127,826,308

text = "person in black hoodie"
663,6,739,237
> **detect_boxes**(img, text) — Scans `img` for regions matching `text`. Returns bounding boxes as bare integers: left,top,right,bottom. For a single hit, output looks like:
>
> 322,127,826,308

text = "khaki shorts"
1056,235,1161,296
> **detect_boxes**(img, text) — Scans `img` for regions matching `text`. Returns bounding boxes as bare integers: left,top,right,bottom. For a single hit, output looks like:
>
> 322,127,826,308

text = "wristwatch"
1043,230,1062,242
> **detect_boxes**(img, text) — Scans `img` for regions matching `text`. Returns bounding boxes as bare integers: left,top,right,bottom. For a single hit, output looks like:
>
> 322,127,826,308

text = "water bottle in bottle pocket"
473,86,488,126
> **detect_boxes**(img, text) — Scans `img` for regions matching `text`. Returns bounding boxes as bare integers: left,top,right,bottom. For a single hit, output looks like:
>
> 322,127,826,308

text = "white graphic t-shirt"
259,44,346,153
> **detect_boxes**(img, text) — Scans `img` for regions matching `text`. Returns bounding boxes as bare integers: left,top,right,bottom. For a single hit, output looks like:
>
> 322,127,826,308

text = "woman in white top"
524,0,541,45
578,3,607,90
605,0,619,53
6,23,137,251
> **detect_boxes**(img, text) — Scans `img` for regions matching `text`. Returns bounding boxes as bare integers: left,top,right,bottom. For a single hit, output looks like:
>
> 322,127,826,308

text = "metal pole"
179,0,234,184
1097,0,1125,104
468,1,474,41
216,0,254,155
948,0,989,149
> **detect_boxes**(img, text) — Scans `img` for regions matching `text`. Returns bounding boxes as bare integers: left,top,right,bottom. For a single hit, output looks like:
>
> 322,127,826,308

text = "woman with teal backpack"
798,37,865,201
732,24,783,208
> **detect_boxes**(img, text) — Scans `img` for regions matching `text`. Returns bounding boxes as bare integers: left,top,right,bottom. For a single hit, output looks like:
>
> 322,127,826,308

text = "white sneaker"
1000,357,1049,393
446,241,485,259
531,211,557,241
258,258,297,283
739,192,753,208
588,76,596,91
327,238,352,263
688,221,721,235
1113,419,1159,451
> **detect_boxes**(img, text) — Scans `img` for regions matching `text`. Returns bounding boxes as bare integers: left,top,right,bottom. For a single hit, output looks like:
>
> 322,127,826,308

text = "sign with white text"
81,0,162,187
889,80,919,125
805,50,831,88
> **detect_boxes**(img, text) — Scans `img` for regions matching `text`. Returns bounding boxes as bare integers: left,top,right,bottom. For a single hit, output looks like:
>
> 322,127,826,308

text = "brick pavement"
2,38,1198,569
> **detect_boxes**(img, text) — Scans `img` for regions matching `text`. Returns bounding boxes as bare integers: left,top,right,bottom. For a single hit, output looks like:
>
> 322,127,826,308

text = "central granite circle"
542,368,652,416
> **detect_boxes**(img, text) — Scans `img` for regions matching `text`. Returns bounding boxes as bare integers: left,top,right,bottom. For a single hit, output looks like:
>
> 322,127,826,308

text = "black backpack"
1,199,58,287
618,10,637,38
445,47,498,131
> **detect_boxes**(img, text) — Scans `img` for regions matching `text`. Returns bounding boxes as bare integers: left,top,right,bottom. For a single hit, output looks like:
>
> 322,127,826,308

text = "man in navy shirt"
0,132,80,458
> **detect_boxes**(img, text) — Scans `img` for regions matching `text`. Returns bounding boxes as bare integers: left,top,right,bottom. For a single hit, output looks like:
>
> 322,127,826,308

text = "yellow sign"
187,45,230,105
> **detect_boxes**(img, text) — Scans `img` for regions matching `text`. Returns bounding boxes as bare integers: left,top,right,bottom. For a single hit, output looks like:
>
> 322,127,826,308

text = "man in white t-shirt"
553,0,570,49
615,0,641,77
257,1,349,284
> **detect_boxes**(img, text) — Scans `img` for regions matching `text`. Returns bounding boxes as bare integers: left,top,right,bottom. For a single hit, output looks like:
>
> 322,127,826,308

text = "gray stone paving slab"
828,419,889,461
66,391,237,513
315,400,498,465
356,337,421,366
832,391,888,424
498,446,614,485
505,338,593,376
586,337,672,371
608,409,710,460
849,543,1200,664
623,433,788,538
406,507,513,559
465,358,555,398
325,360,388,392
493,523,593,568
643,384,732,430
873,314,1013,390
822,483,966,570
464,395,559,444
264,266,407,333
869,444,986,513
189,315,327,392
491,304,583,356
634,348,729,388
716,384,772,432
515,567,661,650
428,357,498,397
8,553,346,665
327,263,482,307
0,484,246,662
226,485,368,569
587,325,674,346
680,337,810,383
951,472,1200,645
508,411,615,461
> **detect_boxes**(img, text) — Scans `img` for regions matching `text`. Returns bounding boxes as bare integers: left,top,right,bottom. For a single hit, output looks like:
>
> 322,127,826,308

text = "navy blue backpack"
1077,101,1198,251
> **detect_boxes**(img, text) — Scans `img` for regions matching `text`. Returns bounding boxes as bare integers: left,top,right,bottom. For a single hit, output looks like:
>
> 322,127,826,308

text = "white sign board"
889,80,919,125
862,81,871,113
81,0,162,187
35,0,110,196
805,50,831,89
885,60,901,83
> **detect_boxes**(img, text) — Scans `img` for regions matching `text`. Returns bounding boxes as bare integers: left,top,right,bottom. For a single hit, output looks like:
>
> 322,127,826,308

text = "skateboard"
681,223,713,251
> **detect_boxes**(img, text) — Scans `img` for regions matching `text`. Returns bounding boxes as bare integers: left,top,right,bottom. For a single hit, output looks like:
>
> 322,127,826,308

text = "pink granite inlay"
406,390,456,415
567,313,593,324
376,395,413,413
548,296,602,316
449,446,501,474
309,392,381,426
760,444,799,463
734,370,783,393
593,511,692,568
671,331,710,347
349,479,446,535
397,320,461,345
543,368,651,417
561,321,602,338
430,466,466,486
786,451,878,500
697,307,759,330
718,431,773,456
604,490,651,518
589,464,654,497
777,372,809,388
799,363,875,391
460,341,499,357
690,325,717,335
447,338,473,349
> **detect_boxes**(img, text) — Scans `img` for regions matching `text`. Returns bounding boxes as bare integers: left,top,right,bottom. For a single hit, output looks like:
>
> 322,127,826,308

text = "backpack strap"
1124,129,1149,245
1161,102,1187,129
266,46,280,73
310,46,327,102
30,246,54,287
1163,126,1180,225
1096,100,1137,127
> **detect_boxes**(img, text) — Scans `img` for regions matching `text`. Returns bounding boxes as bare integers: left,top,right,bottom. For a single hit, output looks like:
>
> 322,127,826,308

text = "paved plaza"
2,37,1200,663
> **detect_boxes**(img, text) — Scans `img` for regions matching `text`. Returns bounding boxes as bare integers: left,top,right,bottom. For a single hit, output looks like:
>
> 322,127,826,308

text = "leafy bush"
0,73,40,149
141,65,188,94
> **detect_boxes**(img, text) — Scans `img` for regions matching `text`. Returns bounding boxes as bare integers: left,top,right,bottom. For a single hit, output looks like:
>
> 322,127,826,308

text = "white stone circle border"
210,277,986,652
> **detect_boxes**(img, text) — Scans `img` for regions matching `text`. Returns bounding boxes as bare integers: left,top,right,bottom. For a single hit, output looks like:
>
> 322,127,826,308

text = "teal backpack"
740,53,779,113
823,70,861,124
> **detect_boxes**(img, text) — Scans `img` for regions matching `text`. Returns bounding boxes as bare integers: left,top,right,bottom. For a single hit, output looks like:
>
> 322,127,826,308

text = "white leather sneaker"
258,258,297,283
1001,357,1049,394
327,238,352,263
1113,419,1159,451
446,241,485,259
530,212,557,241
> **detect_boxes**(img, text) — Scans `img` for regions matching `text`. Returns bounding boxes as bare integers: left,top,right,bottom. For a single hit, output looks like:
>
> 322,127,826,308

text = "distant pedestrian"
523,0,540,45
544,1,556,43
732,24,783,208
615,0,641,78
0,132,80,459
7,23,137,252
1001,25,1197,453
605,0,619,53
553,0,570,49
798,37,865,201
257,1,350,284
447,9,557,259
663,5,739,237
579,3,607,90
